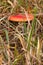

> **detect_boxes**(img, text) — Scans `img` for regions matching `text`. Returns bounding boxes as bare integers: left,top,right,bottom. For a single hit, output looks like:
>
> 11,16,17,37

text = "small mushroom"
8,13,34,22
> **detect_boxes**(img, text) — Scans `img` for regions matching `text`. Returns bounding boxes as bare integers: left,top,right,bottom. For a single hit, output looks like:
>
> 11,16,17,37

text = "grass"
0,0,43,65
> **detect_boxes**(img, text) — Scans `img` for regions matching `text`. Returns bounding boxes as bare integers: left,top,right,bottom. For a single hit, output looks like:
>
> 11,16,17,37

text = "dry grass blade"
7,0,14,8
0,16,7,21
16,34,27,50
0,54,3,65
37,37,41,59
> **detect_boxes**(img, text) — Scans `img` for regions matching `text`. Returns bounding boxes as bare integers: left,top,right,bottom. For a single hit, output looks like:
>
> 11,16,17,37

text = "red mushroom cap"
8,13,34,22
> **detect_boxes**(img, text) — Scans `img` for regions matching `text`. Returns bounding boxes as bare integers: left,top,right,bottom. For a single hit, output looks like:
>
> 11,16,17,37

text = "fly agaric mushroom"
8,13,34,22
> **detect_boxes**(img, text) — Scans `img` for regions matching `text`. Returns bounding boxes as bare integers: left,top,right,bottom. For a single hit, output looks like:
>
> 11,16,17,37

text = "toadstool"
8,13,34,22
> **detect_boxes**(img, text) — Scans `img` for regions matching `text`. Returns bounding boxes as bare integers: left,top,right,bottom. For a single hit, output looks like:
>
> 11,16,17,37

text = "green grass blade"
27,18,36,50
